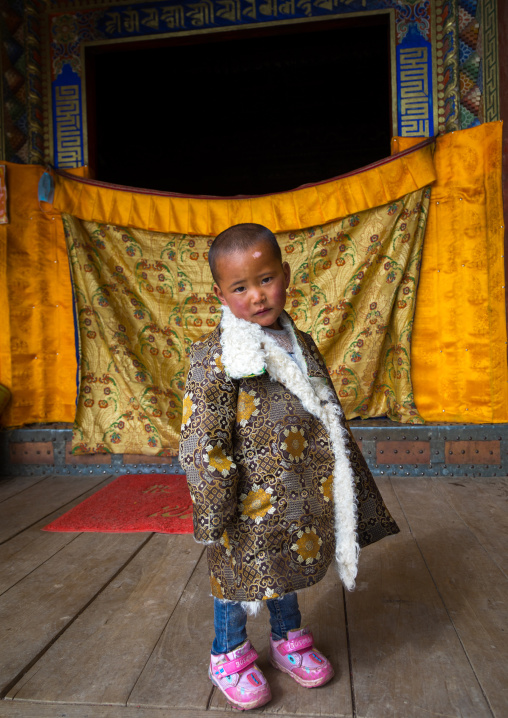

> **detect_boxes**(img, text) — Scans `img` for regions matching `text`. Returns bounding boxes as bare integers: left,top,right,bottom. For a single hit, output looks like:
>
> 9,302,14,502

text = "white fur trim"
213,597,263,616
220,307,267,378
220,306,359,590
241,600,263,616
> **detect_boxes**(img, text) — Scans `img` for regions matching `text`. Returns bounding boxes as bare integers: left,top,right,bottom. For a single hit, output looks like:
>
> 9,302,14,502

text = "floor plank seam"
0,532,84,599
0,475,114,547
0,475,50,505
125,545,207,708
435,476,508,581
342,585,357,718
1,532,156,702
205,684,216,712
390,478,497,718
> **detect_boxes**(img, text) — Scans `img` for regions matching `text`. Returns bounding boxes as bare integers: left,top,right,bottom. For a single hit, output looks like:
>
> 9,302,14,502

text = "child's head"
210,223,291,330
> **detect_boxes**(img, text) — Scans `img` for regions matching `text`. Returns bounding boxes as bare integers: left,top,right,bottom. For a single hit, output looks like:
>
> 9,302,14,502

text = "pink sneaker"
209,639,272,711
269,627,334,688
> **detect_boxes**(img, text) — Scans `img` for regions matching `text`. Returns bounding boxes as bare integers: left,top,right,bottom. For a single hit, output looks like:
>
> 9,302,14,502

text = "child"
179,223,399,710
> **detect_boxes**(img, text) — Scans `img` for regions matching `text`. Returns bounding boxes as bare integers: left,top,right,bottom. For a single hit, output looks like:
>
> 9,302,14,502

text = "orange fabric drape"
0,163,86,426
0,196,10,408
2,127,507,428
53,142,436,235
393,122,508,422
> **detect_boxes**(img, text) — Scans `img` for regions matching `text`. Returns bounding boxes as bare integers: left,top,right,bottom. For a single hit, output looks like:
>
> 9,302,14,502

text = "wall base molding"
2,420,507,478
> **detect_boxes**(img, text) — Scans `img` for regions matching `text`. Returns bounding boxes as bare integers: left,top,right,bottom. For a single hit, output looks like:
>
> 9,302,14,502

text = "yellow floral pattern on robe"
281,426,309,462
291,527,323,565
239,486,276,524
63,186,429,453
205,442,234,475
236,390,260,426
320,475,333,502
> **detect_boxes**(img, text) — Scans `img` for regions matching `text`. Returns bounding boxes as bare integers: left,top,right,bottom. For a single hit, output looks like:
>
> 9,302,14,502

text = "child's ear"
214,283,227,306
283,261,291,288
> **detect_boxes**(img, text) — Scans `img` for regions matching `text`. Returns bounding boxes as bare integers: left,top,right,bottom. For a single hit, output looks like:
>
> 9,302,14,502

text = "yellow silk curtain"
63,187,428,454
394,123,508,422
1,126,506,431
54,142,434,235
0,163,85,426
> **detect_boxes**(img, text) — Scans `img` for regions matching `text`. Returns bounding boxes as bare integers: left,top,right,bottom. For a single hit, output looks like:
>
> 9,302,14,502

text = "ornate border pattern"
458,0,482,128
482,0,499,122
43,0,437,167
4,0,501,164
434,0,460,132
0,0,29,162
25,0,45,164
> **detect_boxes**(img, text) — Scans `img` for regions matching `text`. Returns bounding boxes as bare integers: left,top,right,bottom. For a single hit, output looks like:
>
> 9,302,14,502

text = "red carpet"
43,474,193,534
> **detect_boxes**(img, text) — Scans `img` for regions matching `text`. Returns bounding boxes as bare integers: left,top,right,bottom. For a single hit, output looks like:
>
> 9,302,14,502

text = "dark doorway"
86,15,392,196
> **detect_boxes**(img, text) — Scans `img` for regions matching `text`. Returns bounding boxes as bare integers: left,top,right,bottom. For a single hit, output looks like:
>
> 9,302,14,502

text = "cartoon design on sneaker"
269,627,334,688
209,639,271,710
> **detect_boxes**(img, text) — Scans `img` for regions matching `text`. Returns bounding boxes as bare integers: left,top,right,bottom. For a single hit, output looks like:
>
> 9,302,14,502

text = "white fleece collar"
219,306,308,378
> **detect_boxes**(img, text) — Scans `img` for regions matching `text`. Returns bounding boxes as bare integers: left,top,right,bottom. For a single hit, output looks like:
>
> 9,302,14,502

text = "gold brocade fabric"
63,216,213,455
394,123,508,422
278,191,429,423
64,184,428,454
0,163,84,427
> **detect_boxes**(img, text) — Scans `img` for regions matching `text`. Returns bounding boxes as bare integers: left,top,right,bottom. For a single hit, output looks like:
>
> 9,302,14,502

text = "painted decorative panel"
0,0,501,164
44,0,438,168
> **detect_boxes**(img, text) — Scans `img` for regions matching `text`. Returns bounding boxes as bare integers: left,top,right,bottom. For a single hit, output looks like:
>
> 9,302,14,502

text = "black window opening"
86,14,392,196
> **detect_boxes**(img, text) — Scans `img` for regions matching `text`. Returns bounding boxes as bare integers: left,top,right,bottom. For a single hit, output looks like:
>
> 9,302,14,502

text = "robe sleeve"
301,330,400,546
179,335,239,544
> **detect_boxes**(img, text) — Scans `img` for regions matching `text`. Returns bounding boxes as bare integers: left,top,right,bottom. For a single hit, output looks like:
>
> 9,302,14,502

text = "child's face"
213,241,291,330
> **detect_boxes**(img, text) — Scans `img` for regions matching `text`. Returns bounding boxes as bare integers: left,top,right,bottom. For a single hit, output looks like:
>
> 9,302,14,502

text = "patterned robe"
179,307,399,602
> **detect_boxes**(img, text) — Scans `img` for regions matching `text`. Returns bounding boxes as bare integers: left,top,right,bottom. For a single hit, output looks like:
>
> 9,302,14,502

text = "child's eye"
233,286,245,293
261,276,272,284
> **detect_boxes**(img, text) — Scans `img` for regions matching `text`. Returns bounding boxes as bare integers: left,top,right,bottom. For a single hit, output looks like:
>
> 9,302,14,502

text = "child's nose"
252,287,266,303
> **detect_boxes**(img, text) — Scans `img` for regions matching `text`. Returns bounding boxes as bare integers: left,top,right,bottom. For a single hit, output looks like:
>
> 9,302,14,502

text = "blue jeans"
211,593,301,655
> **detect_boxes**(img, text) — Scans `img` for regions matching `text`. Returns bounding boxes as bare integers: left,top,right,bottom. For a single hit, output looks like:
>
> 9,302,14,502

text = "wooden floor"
0,474,506,718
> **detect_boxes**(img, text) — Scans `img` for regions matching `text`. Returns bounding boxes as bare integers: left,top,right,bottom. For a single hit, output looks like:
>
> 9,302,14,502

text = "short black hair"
209,223,282,284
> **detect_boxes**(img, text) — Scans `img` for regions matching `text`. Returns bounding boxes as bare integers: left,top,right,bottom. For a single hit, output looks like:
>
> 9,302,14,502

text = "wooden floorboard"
347,478,493,718
0,701,294,718
0,475,48,503
0,473,506,718
0,530,151,695
0,474,110,544
392,477,508,718
0,475,116,596
438,476,508,577
127,549,217,711
7,534,203,705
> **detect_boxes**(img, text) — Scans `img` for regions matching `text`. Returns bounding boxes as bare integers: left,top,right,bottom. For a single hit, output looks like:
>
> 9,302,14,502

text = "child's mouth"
255,308,270,315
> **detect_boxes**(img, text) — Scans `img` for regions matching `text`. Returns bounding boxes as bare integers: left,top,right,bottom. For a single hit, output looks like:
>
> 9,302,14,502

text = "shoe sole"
269,656,334,688
209,667,272,711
